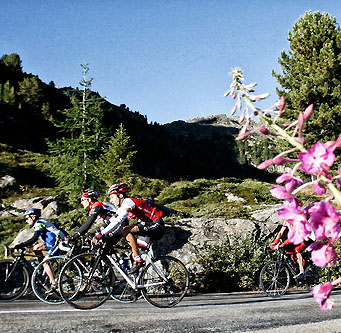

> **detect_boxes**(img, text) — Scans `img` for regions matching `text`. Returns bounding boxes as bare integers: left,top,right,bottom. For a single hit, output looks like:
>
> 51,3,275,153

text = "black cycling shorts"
136,218,165,240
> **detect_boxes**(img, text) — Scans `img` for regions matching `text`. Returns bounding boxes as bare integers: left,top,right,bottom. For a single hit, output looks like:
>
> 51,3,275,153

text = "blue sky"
2,1,341,124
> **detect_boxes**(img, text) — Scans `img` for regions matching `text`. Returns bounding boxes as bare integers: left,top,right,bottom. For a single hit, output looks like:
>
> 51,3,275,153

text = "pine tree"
273,11,341,142
96,123,137,186
0,80,15,105
46,64,108,204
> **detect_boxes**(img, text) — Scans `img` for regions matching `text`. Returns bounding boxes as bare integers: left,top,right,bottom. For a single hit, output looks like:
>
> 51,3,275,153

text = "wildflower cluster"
225,67,341,310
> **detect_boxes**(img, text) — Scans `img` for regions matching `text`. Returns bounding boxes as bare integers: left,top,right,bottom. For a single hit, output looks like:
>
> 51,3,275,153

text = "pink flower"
270,186,294,200
276,173,303,191
311,282,334,310
303,104,314,120
307,241,337,267
257,159,273,169
236,131,250,140
308,201,340,242
313,182,326,195
299,142,335,175
277,205,312,244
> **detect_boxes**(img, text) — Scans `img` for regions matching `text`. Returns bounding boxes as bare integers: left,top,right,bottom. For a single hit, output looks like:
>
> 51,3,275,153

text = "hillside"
0,53,276,182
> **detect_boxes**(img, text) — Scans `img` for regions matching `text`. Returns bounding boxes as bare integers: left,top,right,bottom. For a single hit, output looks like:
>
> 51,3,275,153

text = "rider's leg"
122,225,140,258
296,253,305,273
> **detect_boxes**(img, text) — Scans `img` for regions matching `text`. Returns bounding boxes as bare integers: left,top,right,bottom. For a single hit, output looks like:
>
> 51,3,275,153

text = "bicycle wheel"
260,261,290,297
140,256,189,308
0,259,30,301
59,253,115,310
31,256,66,304
110,266,137,303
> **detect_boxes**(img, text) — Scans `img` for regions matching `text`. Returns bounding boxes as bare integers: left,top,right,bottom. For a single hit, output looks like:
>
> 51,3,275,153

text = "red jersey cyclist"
70,189,120,242
103,183,165,273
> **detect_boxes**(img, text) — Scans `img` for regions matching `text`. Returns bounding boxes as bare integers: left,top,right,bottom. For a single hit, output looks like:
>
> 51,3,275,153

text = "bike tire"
31,256,66,305
0,259,30,301
260,260,290,297
140,256,189,308
59,253,115,310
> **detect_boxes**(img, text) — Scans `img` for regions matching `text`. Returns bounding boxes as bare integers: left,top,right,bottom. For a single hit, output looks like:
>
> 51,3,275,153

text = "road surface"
1,291,341,332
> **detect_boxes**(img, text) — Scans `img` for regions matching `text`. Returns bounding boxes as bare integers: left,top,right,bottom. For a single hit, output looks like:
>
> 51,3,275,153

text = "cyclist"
13,208,66,292
270,221,313,280
70,189,119,242
103,183,165,273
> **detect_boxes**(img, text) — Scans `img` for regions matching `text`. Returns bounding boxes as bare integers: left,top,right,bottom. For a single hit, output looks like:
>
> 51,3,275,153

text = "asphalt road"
1,291,341,332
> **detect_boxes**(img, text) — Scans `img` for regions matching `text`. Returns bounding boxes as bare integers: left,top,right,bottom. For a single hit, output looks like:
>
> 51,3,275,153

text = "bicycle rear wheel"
31,256,66,304
0,259,30,301
260,260,290,297
59,253,115,309
140,256,189,308
110,267,137,303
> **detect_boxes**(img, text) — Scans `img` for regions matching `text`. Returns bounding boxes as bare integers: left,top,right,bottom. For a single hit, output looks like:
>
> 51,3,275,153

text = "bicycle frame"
106,249,167,290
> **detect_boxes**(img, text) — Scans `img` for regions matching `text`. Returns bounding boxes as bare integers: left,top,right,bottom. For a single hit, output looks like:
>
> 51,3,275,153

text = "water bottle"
30,260,37,268
119,254,129,273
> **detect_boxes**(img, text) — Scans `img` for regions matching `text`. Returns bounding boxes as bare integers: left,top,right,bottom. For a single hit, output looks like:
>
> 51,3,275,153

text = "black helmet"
23,208,41,218
107,183,128,196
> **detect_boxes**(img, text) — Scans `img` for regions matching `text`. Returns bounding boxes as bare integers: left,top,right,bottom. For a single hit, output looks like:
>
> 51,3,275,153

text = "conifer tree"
273,11,341,142
96,123,137,186
46,64,108,204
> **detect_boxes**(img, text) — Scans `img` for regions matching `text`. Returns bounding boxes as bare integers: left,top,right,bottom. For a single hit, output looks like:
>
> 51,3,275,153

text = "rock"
152,204,284,283
9,229,34,248
1,196,66,218
0,175,16,188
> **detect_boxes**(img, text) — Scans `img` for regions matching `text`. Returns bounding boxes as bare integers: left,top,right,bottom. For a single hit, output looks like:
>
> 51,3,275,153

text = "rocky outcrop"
1,196,66,218
153,204,283,280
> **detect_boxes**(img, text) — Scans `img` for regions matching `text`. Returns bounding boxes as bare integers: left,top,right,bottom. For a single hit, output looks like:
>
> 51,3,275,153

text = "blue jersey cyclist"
13,208,66,292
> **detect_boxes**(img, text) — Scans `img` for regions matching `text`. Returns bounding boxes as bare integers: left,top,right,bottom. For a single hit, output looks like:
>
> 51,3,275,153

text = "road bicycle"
259,246,327,297
58,238,190,310
0,246,42,301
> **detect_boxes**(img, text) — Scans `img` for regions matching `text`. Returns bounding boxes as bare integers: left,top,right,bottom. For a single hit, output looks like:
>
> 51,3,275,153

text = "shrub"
196,235,268,292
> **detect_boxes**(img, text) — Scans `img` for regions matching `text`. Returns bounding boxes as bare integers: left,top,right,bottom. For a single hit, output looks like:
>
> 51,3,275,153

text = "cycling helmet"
23,208,41,218
81,188,99,200
107,183,128,196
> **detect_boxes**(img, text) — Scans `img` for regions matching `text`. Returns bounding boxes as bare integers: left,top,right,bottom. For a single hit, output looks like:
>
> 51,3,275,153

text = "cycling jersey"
101,197,164,239
72,201,117,240
15,218,66,251
123,198,163,223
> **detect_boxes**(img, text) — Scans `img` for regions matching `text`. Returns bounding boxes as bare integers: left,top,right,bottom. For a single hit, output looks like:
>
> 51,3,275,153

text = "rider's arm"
71,206,103,240
270,225,288,249
100,207,129,236
14,230,40,249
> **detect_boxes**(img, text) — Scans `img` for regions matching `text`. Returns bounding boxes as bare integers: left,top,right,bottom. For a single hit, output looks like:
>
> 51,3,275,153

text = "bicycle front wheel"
140,256,189,308
59,253,115,310
260,260,290,297
0,259,30,301
31,256,66,304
